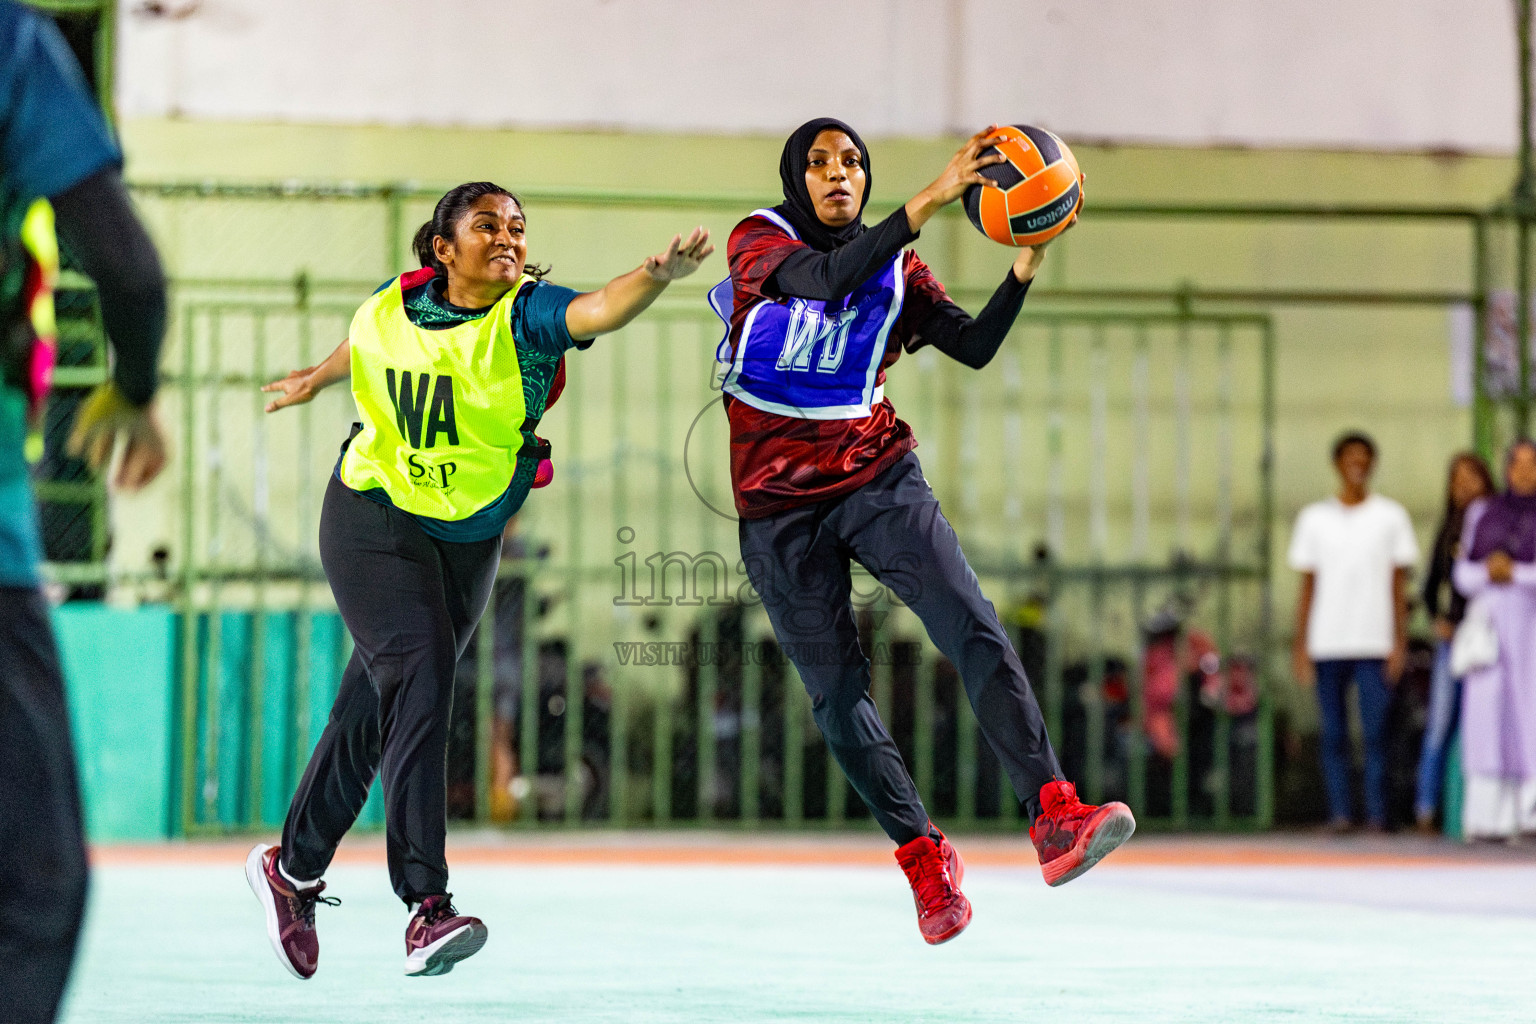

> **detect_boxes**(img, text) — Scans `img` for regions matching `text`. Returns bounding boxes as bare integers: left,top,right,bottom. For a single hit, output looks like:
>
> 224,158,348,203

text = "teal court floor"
61,832,1536,1024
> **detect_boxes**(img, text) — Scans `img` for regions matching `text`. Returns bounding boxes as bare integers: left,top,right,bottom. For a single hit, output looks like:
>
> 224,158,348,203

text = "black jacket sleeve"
50,168,167,407
909,270,1033,370
766,208,918,301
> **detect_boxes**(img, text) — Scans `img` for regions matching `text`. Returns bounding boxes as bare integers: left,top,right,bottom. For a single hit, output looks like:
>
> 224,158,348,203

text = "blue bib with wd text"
710,209,905,421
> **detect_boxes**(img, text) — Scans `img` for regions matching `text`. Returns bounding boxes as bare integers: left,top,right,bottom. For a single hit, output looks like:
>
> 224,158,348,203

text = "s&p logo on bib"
408,454,458,490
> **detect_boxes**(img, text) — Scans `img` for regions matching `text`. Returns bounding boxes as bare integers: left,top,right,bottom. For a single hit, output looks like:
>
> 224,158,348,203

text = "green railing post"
609,339,629,827
740,635,762,824
1214,326,1236,826
293,293,315,782
870,596,893,798
201,312,225,829
1128,579,1148,818
914,649,935,807
561,605,584,825
1171,573,1191,830
653,683,675,824
518,563,540,830
1472,216,1495,461
653,322,675,825
475,588,496,826
1083,575,1107,808
1043,565,1066,771
177,310,200,836
956,631,979,826
1259,318,1279,829
245,312,269,828
561,356,587,825
782,664,805,825
696,613,718,823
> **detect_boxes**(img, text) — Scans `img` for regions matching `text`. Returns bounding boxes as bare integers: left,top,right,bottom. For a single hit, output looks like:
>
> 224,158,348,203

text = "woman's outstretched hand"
566,228,716,339
905,126,1009,231
262,339,352,412
643,226,715,283
262,366,322,413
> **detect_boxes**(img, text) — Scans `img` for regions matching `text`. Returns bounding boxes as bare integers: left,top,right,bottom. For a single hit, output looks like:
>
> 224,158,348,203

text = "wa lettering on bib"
709,209,905,421
385,368,458,449
341,275,530,520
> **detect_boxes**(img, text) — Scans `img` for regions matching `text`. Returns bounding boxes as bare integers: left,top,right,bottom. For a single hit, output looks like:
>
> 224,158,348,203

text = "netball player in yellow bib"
246,182,712,980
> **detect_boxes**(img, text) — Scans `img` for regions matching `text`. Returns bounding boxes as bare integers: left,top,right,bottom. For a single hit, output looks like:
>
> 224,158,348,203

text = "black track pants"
281,476,499,904
0,588,88,1024
739,453,1062,844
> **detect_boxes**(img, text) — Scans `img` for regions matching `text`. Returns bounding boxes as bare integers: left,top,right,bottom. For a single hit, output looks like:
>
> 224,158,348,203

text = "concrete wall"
116,0,1517,151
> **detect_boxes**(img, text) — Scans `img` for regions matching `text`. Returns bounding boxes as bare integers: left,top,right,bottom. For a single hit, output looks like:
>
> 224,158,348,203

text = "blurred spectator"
1415,452,1495,833
1139,596,1260,819
1452,439,1536,841
1142,597,1217,761
1289,432,1418,832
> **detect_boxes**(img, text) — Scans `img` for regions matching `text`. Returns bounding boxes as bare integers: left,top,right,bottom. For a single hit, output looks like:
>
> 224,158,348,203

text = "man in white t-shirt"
1288,432,1419,833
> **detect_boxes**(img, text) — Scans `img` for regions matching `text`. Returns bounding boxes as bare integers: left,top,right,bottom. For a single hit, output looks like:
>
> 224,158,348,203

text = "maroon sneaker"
1030,780,1136,887
894,830,972,945
244,843,338,979
404,894,488,977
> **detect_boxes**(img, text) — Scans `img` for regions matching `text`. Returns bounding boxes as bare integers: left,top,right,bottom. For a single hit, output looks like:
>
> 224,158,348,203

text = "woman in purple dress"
1453,439,1536,840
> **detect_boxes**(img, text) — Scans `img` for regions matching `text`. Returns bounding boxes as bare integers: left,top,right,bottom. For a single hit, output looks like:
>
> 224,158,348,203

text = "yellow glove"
66,382,168,491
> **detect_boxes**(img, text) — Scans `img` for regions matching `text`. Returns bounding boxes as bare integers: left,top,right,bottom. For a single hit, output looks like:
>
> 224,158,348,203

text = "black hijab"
773,117,871,252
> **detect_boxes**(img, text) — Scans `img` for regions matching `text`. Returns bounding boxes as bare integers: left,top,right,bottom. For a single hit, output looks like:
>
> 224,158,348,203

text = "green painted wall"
55,605,175,841
53,604,382,841
119,118,1514,206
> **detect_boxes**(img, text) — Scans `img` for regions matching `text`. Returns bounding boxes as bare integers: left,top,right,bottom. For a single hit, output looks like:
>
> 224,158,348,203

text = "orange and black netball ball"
962,124,1083,247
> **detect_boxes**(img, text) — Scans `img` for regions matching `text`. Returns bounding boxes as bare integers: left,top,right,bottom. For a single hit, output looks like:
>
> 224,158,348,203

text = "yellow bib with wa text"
339,276,530,520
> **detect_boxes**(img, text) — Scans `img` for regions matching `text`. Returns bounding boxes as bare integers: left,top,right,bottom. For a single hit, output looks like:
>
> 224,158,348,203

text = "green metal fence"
162,273,1276,834
52,177,1536,834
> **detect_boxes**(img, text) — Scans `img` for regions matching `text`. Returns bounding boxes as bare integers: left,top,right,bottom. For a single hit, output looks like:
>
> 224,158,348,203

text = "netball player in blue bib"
712,118,1135,945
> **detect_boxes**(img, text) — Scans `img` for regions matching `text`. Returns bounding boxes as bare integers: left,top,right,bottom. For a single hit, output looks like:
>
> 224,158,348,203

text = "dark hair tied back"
411,181,549,280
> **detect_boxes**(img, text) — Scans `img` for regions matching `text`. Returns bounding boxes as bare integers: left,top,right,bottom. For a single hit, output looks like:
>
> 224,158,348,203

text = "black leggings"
282,476,499,904
0,588,89,1024
739,453,1062,844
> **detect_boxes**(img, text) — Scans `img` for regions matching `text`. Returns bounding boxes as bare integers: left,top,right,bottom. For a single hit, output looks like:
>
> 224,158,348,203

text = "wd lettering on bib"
386,369,459,449
777,304,857,374
708,209,905,421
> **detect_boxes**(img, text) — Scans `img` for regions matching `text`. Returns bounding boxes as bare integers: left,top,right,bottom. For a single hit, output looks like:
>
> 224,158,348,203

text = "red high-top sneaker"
404,894,488,977
1030,781,1136,886
894,830,972,945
